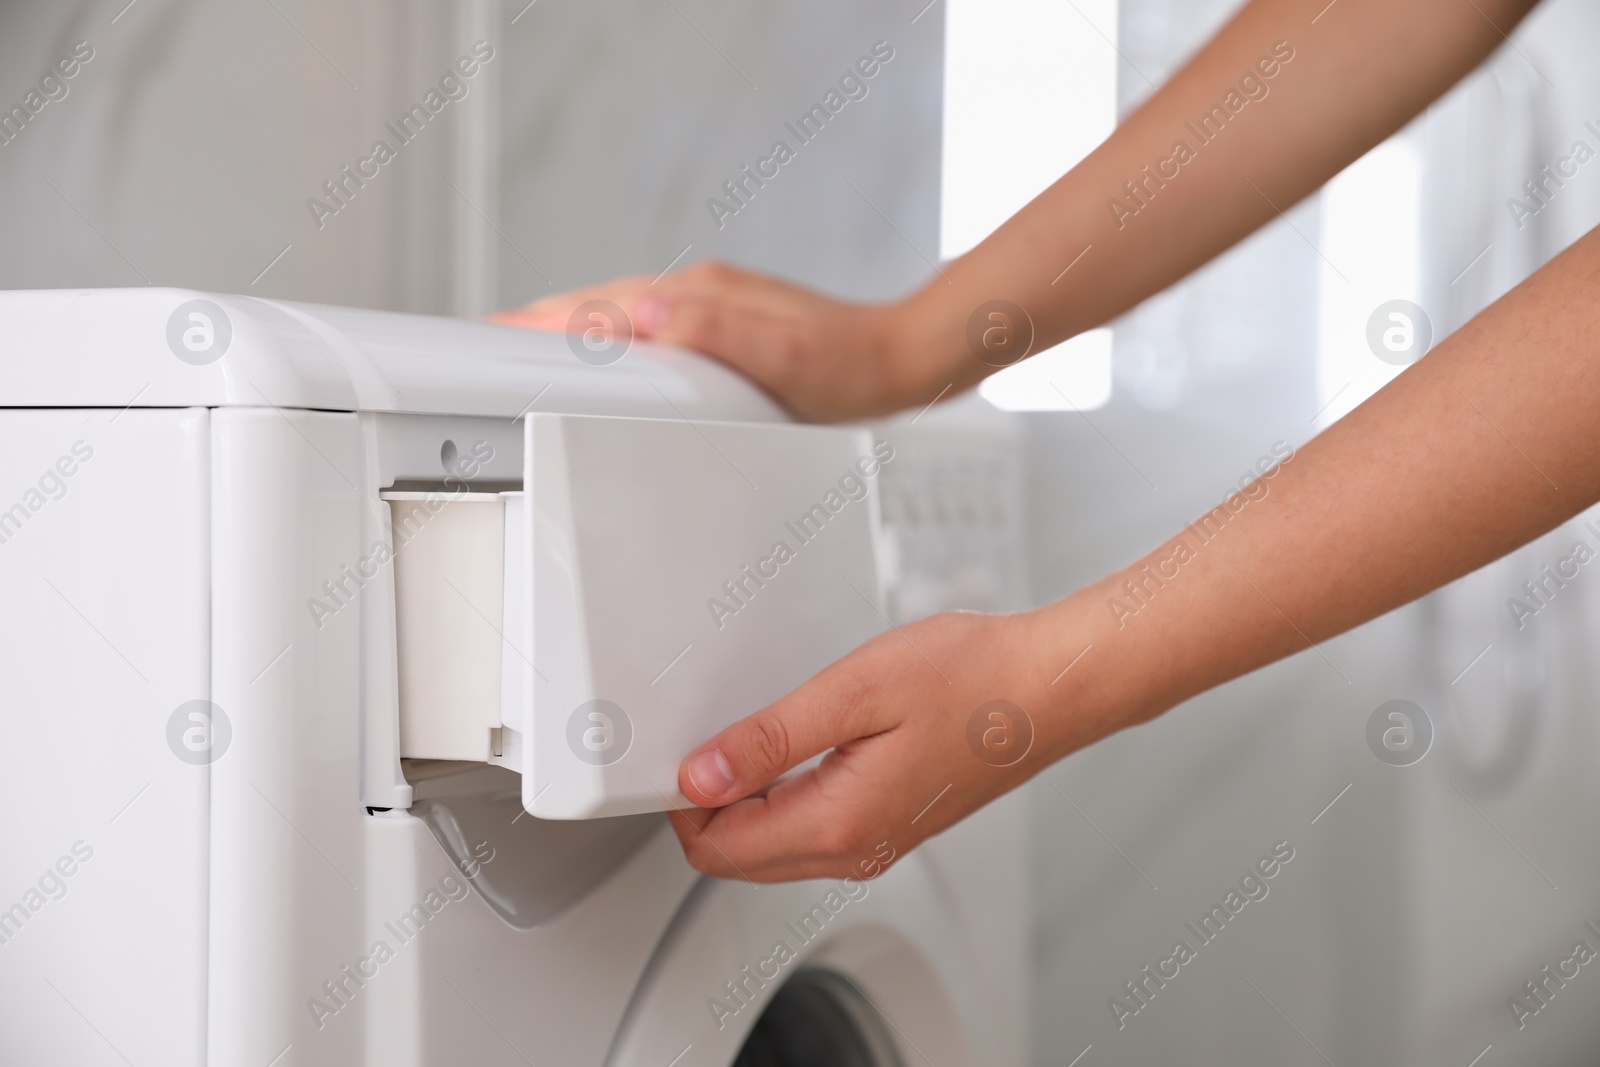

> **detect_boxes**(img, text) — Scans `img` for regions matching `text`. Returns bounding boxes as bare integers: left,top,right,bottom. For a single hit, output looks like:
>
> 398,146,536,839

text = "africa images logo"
166,700,233,766
1365,699,1431,767
566,699,633,766
0,41,95,151
705,41,895,229
1107,40,1295,230
704,441,895,631
166,299,232,365
966,700,1034,768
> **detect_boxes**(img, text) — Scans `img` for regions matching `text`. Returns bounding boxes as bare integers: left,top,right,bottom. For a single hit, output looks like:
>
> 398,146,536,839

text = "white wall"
0,0,943,312
1024,2,1600,1064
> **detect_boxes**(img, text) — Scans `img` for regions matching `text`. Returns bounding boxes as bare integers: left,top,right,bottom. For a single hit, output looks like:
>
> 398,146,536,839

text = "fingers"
669,754,901,883
490,261,796,353
487,274,656,330
661,609,1069,883
678,660,887,808
490,261,866,420
489,261,751,332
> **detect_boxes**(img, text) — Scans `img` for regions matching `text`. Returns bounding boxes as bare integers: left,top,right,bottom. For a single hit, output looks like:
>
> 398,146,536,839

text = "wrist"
869,285,985,414
1024,580,1175,764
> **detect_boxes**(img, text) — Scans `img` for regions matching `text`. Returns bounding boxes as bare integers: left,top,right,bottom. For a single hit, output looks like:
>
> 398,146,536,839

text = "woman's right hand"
491,260,949,423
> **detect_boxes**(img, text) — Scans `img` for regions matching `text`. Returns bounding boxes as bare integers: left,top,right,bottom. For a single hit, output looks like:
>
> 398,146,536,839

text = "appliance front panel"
0,408,210,1067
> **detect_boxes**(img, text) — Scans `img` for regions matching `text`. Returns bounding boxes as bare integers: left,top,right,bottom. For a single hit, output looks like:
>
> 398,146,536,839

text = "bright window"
1314,137,1422,428
943,0,1119,411
978,329,1113,411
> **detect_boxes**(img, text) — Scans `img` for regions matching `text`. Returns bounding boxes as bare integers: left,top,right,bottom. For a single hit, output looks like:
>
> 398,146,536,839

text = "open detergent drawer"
388,413,891,818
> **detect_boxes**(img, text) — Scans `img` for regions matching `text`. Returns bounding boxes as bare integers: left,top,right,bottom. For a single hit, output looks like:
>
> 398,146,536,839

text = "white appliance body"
0,288,1028,1067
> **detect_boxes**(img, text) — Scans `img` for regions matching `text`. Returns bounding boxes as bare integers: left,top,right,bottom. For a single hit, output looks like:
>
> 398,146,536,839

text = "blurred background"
6,0,1600,1061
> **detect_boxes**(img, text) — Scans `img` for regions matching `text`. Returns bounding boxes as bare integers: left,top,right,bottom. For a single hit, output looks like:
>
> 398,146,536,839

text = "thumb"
679,688,870,807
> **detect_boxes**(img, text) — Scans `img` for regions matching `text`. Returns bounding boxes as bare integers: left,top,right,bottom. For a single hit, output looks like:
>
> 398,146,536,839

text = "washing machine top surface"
0,287,784,421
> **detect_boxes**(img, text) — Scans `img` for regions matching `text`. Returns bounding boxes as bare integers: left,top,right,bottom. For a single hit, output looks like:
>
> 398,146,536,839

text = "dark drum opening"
733,970,902,1067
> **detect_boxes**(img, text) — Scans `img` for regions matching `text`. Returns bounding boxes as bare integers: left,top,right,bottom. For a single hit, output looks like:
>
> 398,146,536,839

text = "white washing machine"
0,288,1029,1066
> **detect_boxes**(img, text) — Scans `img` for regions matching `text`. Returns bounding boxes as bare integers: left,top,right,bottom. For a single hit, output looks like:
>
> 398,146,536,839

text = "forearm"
1043,223,1600,749
656,225,1597,881
892,0,1538,395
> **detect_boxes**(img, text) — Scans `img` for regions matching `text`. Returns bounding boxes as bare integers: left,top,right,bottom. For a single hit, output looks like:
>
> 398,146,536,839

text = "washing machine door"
604,857,988,1067
727,970,902,1067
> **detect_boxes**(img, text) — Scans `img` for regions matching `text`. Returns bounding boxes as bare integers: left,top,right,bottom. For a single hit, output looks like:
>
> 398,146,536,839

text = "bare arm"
497,0,1541,419
1073,223,1600,729
666,224,1600,883
903,0,1541,394
491,0,1588,882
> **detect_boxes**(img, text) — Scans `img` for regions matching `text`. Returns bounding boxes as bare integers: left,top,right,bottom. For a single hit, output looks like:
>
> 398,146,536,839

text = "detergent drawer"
390,412,890,819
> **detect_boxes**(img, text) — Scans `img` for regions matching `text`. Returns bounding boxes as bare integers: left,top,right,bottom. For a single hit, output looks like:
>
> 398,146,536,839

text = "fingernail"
687,748,734,800
634,297,668,334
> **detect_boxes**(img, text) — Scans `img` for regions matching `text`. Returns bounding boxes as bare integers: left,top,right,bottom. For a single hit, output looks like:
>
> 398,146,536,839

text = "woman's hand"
667,602,1118,883
491,260,942,422
659,210,1600,883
